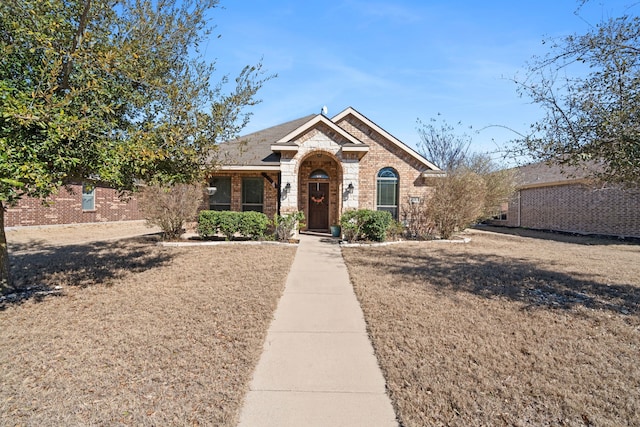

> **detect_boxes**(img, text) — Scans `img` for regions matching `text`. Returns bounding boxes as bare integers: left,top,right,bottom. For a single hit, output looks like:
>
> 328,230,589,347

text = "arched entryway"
298,152,342,232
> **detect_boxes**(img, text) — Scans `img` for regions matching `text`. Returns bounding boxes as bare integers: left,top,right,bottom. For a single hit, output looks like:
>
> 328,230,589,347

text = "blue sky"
206,0,634,163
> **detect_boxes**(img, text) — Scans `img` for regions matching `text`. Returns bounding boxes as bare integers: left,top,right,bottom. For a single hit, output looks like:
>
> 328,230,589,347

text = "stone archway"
298,152,342,231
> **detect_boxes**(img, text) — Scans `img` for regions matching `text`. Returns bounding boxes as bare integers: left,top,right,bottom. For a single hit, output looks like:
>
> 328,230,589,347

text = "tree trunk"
0,200,14,295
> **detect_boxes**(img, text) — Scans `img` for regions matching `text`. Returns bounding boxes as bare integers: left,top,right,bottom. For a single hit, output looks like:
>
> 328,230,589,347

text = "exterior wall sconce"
283,182,291,194
347,183,354,194
206,187,217,196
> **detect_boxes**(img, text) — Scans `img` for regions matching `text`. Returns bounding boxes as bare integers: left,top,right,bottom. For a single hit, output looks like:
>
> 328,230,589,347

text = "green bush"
340,209,392,242
217,211,240,240
239,211,270,240
197,210,270,241
340,210,364,242
197,210,221,237
362,210,392,241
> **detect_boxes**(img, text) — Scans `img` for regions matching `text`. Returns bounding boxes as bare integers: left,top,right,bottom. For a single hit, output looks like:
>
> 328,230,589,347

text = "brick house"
208,106,442,231
488,162,640,239
6,106,441,230
5,182,144,227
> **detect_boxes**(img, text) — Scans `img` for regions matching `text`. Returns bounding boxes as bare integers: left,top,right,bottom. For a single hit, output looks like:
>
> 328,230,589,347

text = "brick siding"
5,183,144,227
498,183,640,238
206,171,279,219
335,116,431,211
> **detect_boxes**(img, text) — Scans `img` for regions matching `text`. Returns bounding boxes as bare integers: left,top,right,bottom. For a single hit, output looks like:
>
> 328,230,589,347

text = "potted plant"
330,223,341,238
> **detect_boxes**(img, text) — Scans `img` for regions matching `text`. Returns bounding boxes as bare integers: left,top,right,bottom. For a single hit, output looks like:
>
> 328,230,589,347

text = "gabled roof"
213,106,441,172
274,114,364,146
214,115,314,170
332,107,441,171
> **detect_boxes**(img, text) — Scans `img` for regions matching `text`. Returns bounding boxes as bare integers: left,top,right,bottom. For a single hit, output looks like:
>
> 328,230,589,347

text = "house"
488,162,640,239
5,182,144,227
5,106,441,230
207,106,442,231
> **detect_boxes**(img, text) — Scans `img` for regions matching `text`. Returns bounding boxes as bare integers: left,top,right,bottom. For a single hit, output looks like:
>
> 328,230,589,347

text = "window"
493,202,508,221
242,177,264,212
209,177,231,211
309,169,329,179
82,183,95,211
376,167,399,219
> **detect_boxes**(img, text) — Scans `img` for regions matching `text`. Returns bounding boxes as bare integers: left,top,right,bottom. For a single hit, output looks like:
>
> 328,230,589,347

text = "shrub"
274,211,305,241
401,195,437,240
386,220,405,241
362,210,392,242
428,169,486,239
340,209,392,242
198,210,225,239
340,210,364,242
239,211,270,240
197,210,270,240
139,184,203,240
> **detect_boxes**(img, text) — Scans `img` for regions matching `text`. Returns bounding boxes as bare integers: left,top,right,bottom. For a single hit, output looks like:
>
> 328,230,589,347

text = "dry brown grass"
342,228,640,427
1,227,296,426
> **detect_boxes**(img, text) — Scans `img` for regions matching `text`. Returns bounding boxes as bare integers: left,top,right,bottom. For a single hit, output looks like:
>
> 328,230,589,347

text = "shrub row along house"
487,162,640,239
6,107,443,230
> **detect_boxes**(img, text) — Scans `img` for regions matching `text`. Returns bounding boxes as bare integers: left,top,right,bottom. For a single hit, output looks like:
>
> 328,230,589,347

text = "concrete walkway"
238,234,398,427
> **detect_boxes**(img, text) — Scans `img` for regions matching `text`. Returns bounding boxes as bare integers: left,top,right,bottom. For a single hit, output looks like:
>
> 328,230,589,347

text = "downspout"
517,190,521,227
276,172,282,216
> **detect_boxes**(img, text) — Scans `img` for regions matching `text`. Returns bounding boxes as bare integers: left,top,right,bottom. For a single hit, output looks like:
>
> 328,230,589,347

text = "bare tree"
417,115,471,171
416,117,517,239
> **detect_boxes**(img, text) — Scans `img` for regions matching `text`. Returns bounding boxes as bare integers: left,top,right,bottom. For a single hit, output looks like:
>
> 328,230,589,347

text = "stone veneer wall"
496,183,640,238
296,153,342,227
279,124,358,218
5,183,144,227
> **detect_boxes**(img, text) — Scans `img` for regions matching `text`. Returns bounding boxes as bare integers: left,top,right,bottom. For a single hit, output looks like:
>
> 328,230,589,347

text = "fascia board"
332,107,442,172
276,114,363,145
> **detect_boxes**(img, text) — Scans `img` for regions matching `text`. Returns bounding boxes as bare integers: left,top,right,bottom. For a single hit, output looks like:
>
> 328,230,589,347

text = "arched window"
376,167,399,219
309,169,329,179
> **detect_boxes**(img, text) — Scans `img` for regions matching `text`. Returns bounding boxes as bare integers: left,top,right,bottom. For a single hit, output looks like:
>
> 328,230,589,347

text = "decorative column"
342,159,359,211
279,156,298,214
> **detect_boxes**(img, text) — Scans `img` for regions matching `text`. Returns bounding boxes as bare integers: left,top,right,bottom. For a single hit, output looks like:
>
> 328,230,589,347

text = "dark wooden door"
308,182,329,230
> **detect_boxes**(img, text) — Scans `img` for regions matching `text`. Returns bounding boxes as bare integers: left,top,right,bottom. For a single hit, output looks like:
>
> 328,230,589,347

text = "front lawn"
342,229,640,427
1,236,295,426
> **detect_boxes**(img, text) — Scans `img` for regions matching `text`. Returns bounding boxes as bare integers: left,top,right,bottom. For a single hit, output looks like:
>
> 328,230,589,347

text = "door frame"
307,181,330,230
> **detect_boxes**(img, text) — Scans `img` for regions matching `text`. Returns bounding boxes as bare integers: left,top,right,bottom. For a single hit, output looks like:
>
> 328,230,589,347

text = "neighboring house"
488,162,640,239
5,182,144,227
208,106,442,231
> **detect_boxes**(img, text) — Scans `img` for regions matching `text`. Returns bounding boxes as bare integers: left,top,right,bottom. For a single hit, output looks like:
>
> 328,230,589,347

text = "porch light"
347,183,354,193
283,182,291,194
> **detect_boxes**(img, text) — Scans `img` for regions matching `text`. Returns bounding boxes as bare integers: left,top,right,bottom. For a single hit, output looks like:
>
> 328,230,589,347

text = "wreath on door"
311,194,325,204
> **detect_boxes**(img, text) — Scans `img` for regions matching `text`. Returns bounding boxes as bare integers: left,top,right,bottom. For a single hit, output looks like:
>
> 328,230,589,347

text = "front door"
308,182,329,230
